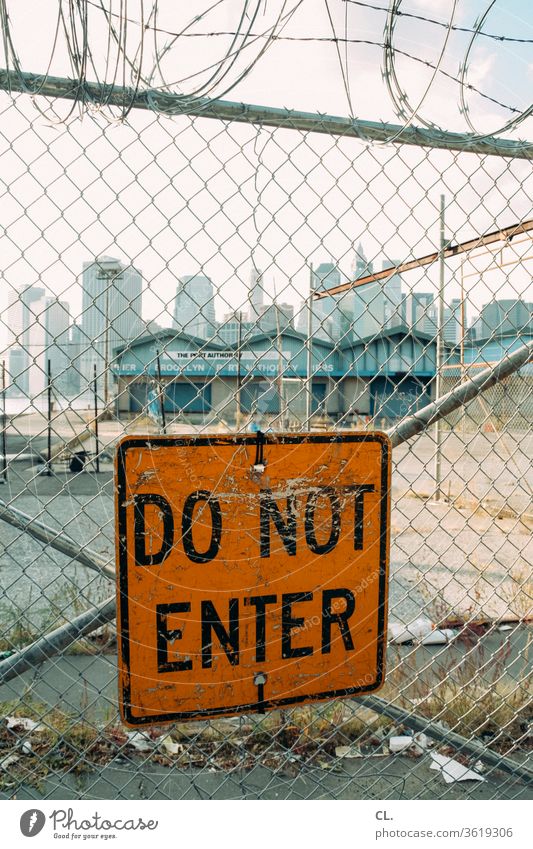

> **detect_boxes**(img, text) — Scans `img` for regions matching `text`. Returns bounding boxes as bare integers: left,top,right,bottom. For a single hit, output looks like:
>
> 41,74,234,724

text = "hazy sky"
1,0,532,340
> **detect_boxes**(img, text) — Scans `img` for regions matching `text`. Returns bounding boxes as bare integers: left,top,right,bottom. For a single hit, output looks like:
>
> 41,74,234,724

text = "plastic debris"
0,650,15,660
388,733,429,756
0,753,20,770
389,736,413,753
411,732,429,755
420,629,456,645
6,716,46,733
335,745,362,759
430,752,485,783
125,732,156,752
160,736,183,756
498,624,513,632
388,617,434,644
335,744,388,759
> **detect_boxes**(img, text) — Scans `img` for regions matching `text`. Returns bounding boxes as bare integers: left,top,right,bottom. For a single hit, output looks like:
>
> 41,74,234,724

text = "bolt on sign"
116,433,391,726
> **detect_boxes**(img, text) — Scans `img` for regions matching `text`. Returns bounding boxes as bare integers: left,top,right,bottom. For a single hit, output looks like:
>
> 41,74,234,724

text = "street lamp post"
95,265,122,419
434,194,446,501
305,263,314,429
236,311,242,428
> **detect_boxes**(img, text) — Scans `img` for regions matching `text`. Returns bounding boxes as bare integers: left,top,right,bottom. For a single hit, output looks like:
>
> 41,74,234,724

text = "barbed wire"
344,0,533,45
0,1,304,119
0,1,531,137
378,0,532,142
381,0,460,144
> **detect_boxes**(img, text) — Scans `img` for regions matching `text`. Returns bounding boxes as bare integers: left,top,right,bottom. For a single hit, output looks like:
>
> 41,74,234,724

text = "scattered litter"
388,617,434,644
388,726,404,737
388,733,429,756
411,732,429,755
335,744,388,759
389,620,457,645
389,736,412,753
430,752,485,783
335,745,362,759
498,624,513,632
421,629,456,645
6,716,46,733
160,736,183,756
20,740,33,755
474,760,486,774
125,732,156,752
0,753,20,770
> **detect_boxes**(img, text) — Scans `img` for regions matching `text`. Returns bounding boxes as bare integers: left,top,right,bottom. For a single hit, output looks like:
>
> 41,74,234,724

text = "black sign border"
116,432,390,725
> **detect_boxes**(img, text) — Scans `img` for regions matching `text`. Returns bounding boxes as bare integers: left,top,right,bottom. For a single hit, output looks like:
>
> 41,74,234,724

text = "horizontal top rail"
1,68,533,160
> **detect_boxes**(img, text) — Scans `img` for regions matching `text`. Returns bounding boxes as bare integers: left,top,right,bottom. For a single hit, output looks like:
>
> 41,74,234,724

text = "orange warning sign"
116,432,390,726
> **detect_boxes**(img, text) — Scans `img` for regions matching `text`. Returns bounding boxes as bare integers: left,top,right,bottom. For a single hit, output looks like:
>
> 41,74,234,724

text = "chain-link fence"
0,75,531,801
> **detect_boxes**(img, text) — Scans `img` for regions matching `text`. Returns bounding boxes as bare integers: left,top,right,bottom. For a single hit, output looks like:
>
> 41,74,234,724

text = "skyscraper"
248,267,264,321
257,302,295,333
80,256,143,387
443,298,461,345
43,297,71,394
407,292,437,337
297,262,340,340
381,259,403,328
351,247,406,341
351,242,373,280
173,274,216,339
6,284,47,396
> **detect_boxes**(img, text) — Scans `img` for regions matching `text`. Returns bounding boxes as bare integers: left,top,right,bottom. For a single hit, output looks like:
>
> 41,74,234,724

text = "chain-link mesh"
0,86,531,801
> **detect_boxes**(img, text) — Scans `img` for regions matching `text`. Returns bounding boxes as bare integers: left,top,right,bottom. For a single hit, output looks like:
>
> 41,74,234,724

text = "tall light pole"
95,264,123,418
236,310,242,429
305,263,314,429
1,360,7,483
434,194,446,501
460,260,467,437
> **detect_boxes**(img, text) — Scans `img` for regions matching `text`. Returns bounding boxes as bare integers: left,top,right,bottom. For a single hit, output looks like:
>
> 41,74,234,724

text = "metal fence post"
434,194,445,500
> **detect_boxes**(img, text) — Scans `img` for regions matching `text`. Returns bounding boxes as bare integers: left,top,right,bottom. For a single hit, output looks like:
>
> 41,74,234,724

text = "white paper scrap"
430,751,485,783
6,716,46,733
126,732,156,752
335,745,362,759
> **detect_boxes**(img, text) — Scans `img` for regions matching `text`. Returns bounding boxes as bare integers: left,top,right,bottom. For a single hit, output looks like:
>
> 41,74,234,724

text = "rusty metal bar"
314,218,533,299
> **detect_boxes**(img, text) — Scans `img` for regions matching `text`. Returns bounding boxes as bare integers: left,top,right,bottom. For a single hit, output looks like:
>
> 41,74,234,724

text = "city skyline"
2,246,532,399
5,248,533,344
6,242,524,332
